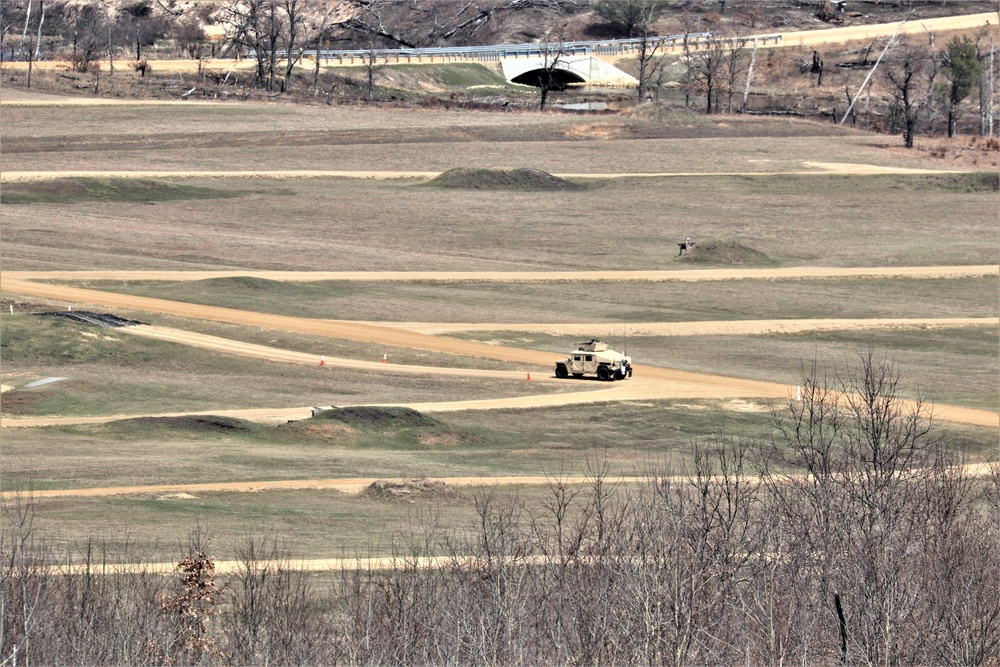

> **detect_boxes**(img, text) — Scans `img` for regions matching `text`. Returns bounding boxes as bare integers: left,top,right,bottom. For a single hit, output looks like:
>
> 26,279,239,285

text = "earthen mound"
362,478,459,503
425,167,580,191
681,238,773,266
313,406,440,428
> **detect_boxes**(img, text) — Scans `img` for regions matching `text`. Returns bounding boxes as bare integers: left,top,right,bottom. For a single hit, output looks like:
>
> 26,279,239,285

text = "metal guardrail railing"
253,32,783,64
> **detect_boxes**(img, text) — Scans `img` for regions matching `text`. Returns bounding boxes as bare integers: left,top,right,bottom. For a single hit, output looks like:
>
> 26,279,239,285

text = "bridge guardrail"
250,32,782,64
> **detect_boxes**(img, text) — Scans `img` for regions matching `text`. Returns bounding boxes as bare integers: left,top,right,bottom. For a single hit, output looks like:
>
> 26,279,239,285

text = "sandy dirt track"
8,463,994,502
125,325,560,381
43,555,493,576
0,162,972,182
3,274,997,428
781,12,998,48
5,380,995,429
0,475,627,500
131,318,998,349
0,170,438,182
6,265,996,283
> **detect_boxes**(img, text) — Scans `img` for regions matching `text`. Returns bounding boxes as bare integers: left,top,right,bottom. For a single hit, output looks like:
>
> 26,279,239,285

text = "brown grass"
2,172,996,273
2,96,997,562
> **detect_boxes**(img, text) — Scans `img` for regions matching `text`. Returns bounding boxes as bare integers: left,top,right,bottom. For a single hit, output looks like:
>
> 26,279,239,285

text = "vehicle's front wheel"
597,366,611,381
555,364,569,379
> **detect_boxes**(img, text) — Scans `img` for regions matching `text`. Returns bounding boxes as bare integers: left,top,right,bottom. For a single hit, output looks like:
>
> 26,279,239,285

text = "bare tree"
311,2,351,97
633,1,668,102
223,0,290,92
884,36,939,148
25,0,44,88
0,491,49,667
591,0,666,39
118,0,170,61
278,0,306,91
977,32,996,137
722,31,750,112
692,33,727,114
535,40,566,111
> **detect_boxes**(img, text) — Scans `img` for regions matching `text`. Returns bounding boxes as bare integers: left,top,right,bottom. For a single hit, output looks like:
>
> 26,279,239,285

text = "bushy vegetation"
3,354,998,665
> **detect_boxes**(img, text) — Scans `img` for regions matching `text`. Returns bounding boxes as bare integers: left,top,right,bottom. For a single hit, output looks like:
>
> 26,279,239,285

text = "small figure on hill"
678,237,694,256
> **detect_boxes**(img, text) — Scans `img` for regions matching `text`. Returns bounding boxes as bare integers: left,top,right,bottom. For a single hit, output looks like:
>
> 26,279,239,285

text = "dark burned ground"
424,167,582,191
0,391,43,413
116,415,260,433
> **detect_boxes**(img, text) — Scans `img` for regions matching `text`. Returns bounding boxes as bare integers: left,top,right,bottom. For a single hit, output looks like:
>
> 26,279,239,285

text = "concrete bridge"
262,32,783,88
281,32,784,89
500,55,637,88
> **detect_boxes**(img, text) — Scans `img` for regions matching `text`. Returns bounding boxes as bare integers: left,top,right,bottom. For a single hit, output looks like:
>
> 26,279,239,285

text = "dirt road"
0,475,628,500
0,162,973,183
6,265,995,283
781,12,997,48
126,325,559,381
3,273,997,428
7,463,994,502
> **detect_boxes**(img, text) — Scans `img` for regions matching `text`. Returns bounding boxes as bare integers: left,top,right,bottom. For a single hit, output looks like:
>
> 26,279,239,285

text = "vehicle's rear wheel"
555,364,569,379
597,366,611,381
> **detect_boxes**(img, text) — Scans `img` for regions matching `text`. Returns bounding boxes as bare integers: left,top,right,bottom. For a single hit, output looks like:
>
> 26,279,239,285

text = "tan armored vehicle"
555,340,633,381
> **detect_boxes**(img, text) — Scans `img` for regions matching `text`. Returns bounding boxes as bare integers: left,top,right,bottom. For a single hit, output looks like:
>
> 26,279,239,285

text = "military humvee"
555,340,632,381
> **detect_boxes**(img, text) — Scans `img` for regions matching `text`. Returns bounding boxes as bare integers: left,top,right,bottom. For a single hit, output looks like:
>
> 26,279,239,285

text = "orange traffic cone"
526,372,531,381
320,355,326,367
67,304,72,312
382,354,388,363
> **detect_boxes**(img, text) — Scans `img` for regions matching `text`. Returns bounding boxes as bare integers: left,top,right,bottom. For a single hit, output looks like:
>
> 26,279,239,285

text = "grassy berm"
424,167,584,190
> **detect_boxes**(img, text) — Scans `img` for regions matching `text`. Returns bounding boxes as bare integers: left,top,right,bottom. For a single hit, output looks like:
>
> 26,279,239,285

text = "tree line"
3,352,999,665
612,2,996,145
2,0,996,141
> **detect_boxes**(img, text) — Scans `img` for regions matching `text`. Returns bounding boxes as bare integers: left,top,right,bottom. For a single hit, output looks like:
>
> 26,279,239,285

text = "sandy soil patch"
6,266,996,283
10,463,994,503
0,161,972,183
779,13,998,49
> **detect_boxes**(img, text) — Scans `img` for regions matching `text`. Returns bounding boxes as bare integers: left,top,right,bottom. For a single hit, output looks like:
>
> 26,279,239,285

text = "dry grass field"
1,92,997,562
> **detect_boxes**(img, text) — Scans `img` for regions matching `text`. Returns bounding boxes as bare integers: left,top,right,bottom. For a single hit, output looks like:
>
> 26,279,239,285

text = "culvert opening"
510,68,586,90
